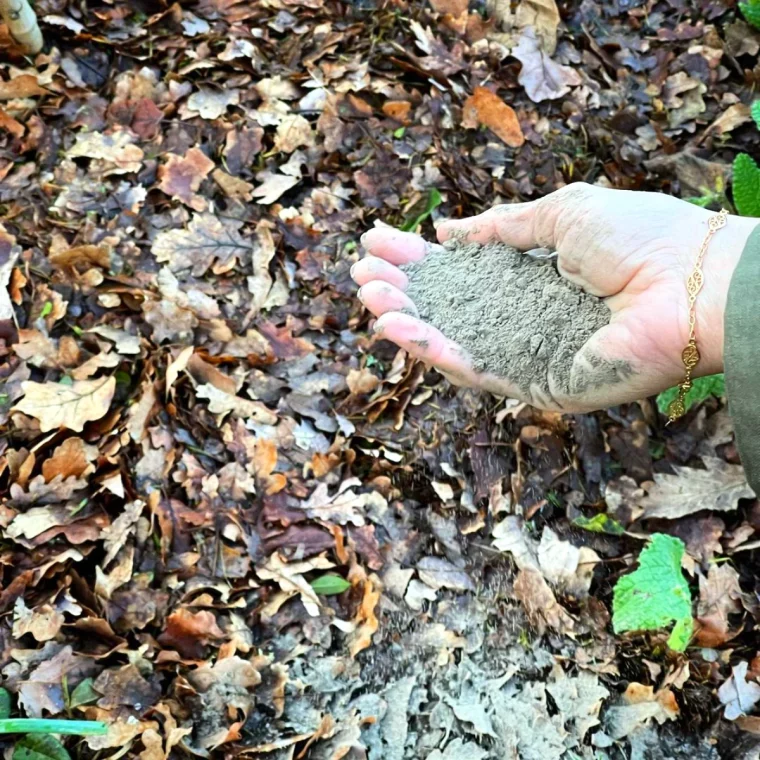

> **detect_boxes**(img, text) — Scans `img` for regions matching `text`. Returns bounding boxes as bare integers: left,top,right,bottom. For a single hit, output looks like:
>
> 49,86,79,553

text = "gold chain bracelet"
667,207,729,423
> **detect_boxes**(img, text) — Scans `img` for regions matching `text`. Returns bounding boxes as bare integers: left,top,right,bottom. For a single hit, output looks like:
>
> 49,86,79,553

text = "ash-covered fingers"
361,228,428,265
358,281,419,318
351,256,409,290
372,312,479,383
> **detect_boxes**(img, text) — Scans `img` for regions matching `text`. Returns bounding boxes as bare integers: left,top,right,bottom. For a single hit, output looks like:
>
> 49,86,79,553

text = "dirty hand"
352,184,756,412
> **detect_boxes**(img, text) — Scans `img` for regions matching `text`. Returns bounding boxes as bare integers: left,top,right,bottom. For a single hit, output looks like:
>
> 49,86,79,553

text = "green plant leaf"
612,533,693,652
0,719,106,735
573,513,625,536
740,0,760,30
67,678,99,710
752,100,760,130
310,574,351,596
400,188,443,232
0,688,10,720
733,153,760,217
656,373,725,416
12,734,71,760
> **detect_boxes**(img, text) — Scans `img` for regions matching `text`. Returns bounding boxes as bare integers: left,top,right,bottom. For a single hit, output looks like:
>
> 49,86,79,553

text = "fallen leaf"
696,563,743,646
212,167,254,200
720,661,760,721
41,437,98,481
417,556,476,592
12,598,65,641
252,171,300,204
462,87,524,147
100,500,144,566
152,213,252,276
197,383,277,424
256,552,334,616
511,27,581,102
605,683,679,739
67,131,144,172
49,244,110,271
14,377,116,433
185,88,240,119
158,608,225,658
274,114,315,153
158,148,215,210
513,567,575,634
514,0,560,53
639,456,754,520
0,75,48,100
348,577,380,656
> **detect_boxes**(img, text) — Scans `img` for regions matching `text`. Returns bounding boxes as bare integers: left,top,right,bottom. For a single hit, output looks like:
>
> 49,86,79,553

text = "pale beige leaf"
256,552,334,616
15,377,116,433
512,28,581,102
514,0,560,53
67,131,144,172
166,345,194,396
640,456,754,520
252,172,300,204
197,383,277,425
186,88,240,119
274,114,315,153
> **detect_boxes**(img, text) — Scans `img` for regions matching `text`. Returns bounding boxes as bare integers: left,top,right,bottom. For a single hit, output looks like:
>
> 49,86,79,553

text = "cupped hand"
352,184,756,412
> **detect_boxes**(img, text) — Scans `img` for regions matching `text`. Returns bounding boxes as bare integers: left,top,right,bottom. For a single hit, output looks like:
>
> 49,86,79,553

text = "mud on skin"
401,240,628,397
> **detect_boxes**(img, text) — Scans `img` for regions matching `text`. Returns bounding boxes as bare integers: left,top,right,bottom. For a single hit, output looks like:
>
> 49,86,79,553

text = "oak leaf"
152,213,252,276
158,148,215,210
639,456,754,520
514,0,560,53
14,377,116,433
511,27,581,102
185,87,240,119
252,171,300,204
462,87,524,147
196,383,277,424
67,131,144,172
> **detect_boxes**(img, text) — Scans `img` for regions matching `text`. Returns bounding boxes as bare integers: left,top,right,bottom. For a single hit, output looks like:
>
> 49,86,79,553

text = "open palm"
352,184,754,412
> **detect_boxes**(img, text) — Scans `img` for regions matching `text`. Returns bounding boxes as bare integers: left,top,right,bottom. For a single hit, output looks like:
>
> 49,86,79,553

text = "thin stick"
0,0,43,54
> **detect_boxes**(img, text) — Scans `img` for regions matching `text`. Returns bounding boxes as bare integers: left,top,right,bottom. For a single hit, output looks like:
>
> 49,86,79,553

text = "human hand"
352,184,757,412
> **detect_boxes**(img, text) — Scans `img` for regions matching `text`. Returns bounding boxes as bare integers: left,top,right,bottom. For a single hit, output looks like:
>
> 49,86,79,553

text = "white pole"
0,0,43,54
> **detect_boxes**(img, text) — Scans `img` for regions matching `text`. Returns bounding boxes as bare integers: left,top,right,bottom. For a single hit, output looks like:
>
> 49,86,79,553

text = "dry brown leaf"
512,27,581,102
347,367,380,395
382,100,412,122
0,74,48,100
513,567,575,634
152,213,252,276
274,114,315,153
127,379,158,442
257,552,335,616
212,167,254,200
49,244,111,270
100,500,144,566
15,377,116,433
95,543,134,599
252,171,300,204
165,346,194,397
605,683,679,739
695,563,743,646
158,148,215,210
12,599,65,641
158,608,225,658
0,107,24,137
70,351,120,381
41,436,98,481
197,383,277,425
704,103,752,138
462,87,524,147
640,456,754,520
514,0,560,53
348,578,380,657
67,131,144,172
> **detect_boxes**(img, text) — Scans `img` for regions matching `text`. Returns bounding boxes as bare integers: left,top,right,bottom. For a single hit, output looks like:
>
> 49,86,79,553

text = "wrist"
698,214,756,376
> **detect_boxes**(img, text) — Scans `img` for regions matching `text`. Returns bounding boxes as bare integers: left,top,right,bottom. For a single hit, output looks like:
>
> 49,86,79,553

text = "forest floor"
1,0,760,758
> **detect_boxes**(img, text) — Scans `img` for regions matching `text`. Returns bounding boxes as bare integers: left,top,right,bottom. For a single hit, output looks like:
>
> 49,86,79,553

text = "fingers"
372,312,480,383
437,183,599,251
360,228,427,265
351,257,409,290
358,281,418,318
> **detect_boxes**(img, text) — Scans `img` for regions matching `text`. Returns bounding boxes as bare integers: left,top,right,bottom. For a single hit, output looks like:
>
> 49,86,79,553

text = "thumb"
437,183,598,251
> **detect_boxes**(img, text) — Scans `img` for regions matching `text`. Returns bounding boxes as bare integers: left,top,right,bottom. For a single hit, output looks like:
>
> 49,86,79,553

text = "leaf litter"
0,0,760,757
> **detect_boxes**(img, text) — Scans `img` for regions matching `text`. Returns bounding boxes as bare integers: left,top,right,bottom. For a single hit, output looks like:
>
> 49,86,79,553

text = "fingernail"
372,319,385,335
357,286,366,304
350,262,358,279
360,231,371,247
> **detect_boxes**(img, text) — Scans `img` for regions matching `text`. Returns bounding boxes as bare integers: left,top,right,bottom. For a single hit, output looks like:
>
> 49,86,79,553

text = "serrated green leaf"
752,100,760,130
310,574,351,596
612,533,693,652
67,678,98,710
733,153,760,217
573,513,625,536
656,373,725,416
12,734,71,760
0,688,10,720
741,0,760,29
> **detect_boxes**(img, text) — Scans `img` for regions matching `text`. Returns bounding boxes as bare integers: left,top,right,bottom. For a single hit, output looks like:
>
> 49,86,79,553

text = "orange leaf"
462,87,525,148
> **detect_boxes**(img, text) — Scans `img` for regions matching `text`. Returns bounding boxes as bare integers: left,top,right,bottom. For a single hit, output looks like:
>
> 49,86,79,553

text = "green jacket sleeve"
724,223,760,495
